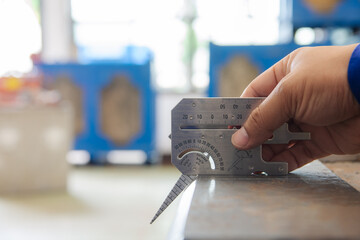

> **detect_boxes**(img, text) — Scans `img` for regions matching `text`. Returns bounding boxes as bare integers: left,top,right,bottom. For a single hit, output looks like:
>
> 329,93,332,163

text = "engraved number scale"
150,98,310,224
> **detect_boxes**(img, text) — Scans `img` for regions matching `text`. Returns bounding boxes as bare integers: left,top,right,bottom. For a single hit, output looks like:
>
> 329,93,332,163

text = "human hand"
231,44,360,172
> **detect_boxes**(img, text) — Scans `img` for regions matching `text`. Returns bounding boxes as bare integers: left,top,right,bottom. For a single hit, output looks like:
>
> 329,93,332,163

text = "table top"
170,160,360,240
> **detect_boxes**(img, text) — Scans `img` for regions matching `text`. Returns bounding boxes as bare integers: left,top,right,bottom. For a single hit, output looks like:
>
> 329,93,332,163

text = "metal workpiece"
151,98,311,224
181,161,360,240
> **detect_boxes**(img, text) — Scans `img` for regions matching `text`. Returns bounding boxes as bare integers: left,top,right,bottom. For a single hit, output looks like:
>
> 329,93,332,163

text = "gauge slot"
177,148,216,170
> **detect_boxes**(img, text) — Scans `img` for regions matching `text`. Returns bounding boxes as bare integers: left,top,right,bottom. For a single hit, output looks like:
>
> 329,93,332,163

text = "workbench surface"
170,161,360,240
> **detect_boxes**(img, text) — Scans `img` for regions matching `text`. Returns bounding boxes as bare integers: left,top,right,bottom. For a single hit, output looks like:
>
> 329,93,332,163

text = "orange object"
0,76,23,92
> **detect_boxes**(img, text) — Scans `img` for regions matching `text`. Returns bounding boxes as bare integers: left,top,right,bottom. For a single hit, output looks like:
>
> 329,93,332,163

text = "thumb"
231,84,292,149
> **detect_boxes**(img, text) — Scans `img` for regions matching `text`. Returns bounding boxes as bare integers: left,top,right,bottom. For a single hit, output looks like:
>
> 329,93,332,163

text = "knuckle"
248,106,273,135
301,144,315,162
250,107,265,128
275,77,291,96
274,80,294,117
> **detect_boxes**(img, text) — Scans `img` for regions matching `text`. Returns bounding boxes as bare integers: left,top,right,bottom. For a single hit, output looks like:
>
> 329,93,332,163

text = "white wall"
41,0,74,63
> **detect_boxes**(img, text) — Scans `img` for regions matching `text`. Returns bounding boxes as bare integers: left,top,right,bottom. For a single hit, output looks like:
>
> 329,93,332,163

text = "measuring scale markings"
150,174,197,224
175,138,225,173
150,98,311,224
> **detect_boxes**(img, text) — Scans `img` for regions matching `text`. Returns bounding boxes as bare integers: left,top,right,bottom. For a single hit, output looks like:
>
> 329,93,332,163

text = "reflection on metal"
304,0,341,14
101,75,140,146
52,76,84,135
208,179,215,197
219,56,259,97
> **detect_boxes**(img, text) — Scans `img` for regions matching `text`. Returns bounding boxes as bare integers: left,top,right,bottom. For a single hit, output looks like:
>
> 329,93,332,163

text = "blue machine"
292,0,360,28
38,62,156,164
209,43,300,97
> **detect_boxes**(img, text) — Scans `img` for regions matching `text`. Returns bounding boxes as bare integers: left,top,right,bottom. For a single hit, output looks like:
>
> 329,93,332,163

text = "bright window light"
107,150,147,165
196,0,280,45
71,0,281,91
0,0,41,76
294,27,316,45
67,150,91,165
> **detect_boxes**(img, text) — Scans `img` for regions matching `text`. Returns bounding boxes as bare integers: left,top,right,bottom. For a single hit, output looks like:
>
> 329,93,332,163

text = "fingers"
268,141,326,172
241,54,290,97
232,54,294,149
262,144,289,161
232,78,293,149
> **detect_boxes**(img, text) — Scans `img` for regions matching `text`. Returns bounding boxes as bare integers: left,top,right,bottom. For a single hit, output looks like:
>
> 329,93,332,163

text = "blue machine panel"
38,62,156,164
209,43,299,97
293,0,360,28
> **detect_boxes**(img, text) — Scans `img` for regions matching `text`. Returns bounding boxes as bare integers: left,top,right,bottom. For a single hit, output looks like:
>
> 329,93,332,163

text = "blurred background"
0,0,360,239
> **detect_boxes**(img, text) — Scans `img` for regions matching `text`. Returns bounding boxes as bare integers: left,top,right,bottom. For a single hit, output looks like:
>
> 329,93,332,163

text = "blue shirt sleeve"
348,43,360,104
